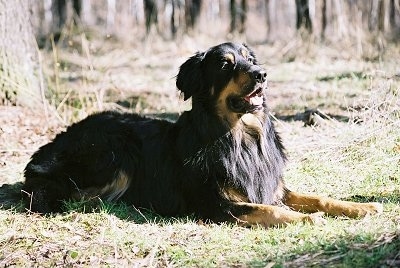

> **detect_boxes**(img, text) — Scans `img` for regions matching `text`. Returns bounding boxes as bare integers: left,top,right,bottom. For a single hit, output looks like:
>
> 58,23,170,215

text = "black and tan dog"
23,42,382,227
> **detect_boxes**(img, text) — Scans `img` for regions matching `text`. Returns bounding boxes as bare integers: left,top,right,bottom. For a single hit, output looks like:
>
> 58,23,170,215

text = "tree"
230,0,247,34
389,0,400,33
295,0,312,33
0,0,44,108
185,0,202,30
144,0,158,34
321,0,327,39
52,0,82,39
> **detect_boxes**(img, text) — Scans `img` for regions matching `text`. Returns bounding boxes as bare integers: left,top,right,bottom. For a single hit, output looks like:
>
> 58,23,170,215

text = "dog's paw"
305,212,327,225
342,202,384,218
359,202,383,216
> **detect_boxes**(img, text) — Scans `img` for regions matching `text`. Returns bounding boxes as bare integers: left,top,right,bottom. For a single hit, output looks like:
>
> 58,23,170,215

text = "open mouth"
244,88,264,107
227,87,265,113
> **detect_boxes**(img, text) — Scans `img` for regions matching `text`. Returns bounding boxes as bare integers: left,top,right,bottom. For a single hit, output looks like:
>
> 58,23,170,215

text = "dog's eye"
247,57,255,64
221,61,232,70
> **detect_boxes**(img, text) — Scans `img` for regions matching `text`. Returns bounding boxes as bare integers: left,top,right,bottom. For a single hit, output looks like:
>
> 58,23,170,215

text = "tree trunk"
185,0,202,30
321,0,327,39
0,0,44,107
378,0,385,31
144,0,158,34
389,0,400,32
230,0,247,33
239,0,247,33
51,0,81,36
295,0,313,33
265,0,271,38
230,0,237,33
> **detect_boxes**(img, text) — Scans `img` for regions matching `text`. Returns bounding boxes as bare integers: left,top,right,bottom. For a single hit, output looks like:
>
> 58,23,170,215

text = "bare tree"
390,0,396,26
295,0,312,33
0,0,44,108
389,0,400,32
230,0,247,33
378,0,385,31
144,0,158,34
265,0,271,38
185,0,202,30
321,0,327,39
51,0,82,39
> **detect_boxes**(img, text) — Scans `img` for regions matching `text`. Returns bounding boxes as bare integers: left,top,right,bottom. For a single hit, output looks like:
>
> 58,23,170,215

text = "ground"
0,36,399,267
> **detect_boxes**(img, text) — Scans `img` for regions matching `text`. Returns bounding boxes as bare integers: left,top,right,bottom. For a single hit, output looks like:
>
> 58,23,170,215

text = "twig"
132,206,149,223
20,189,32,213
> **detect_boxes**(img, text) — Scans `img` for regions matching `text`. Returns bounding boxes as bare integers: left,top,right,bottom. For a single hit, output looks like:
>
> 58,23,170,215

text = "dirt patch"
0,107,63,184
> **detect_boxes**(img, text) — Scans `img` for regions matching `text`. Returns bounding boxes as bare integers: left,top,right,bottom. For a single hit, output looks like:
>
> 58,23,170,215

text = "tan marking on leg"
234,202,326,228
100,171,130,201
221,187,249,203
284,191,383,218
71,171,130,202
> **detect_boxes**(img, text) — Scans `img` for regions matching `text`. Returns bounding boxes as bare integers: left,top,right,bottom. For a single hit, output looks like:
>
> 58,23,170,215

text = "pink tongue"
245,91,263,106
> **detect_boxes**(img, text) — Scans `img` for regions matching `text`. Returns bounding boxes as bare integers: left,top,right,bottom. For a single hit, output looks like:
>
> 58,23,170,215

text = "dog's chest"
219,122,285,205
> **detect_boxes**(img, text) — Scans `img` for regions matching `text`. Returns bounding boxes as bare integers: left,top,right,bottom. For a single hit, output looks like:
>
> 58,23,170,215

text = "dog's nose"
252,69,267,83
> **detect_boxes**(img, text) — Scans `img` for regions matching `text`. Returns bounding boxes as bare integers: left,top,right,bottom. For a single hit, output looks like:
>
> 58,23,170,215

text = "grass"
1,34,400,267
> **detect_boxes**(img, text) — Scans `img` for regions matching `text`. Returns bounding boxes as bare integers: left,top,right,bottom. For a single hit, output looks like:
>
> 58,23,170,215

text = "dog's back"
24,111,178,213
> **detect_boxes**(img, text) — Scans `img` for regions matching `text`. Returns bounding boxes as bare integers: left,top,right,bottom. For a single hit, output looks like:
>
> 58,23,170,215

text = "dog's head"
176,42,267,127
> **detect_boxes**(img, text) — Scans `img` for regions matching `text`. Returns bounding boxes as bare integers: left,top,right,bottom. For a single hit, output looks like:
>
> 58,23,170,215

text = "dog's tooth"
250,96,263,106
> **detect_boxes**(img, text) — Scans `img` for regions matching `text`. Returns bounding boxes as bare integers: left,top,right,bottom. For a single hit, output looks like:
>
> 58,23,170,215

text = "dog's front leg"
283,190,383,218
228,202,326,228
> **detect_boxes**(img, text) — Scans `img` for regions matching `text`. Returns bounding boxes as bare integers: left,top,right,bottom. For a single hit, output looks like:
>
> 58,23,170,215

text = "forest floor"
0,34,399,267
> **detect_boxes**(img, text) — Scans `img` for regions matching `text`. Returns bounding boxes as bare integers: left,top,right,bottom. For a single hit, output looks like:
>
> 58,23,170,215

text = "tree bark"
230,0,237,33
185,0,202,30
0,0,44,107
144,0,158,34
378,0,385,31
321,0,327,39
239,0,247,33
265,0,271,38
295,0,313,33
230,0,247,33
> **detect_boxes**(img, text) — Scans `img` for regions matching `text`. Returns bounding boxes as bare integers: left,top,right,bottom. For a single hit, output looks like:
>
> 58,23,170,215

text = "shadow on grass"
1,181,399,216
63,198,182,225
275,108,352,126
345,193,400,204
254,231,400,267
0,182,24,211
0,181,187,225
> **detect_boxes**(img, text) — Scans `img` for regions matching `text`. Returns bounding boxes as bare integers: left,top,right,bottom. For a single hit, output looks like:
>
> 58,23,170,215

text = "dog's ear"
176,52,205,101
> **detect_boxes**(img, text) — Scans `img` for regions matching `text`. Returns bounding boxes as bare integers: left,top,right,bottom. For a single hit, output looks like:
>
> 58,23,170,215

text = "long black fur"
23,42,287,222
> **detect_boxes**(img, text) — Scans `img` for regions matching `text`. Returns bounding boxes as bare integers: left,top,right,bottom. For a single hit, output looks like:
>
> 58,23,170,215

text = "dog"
22,42,382,227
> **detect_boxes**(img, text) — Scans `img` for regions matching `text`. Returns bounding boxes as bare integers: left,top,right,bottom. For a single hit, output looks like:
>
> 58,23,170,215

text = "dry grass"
1,33,399,267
